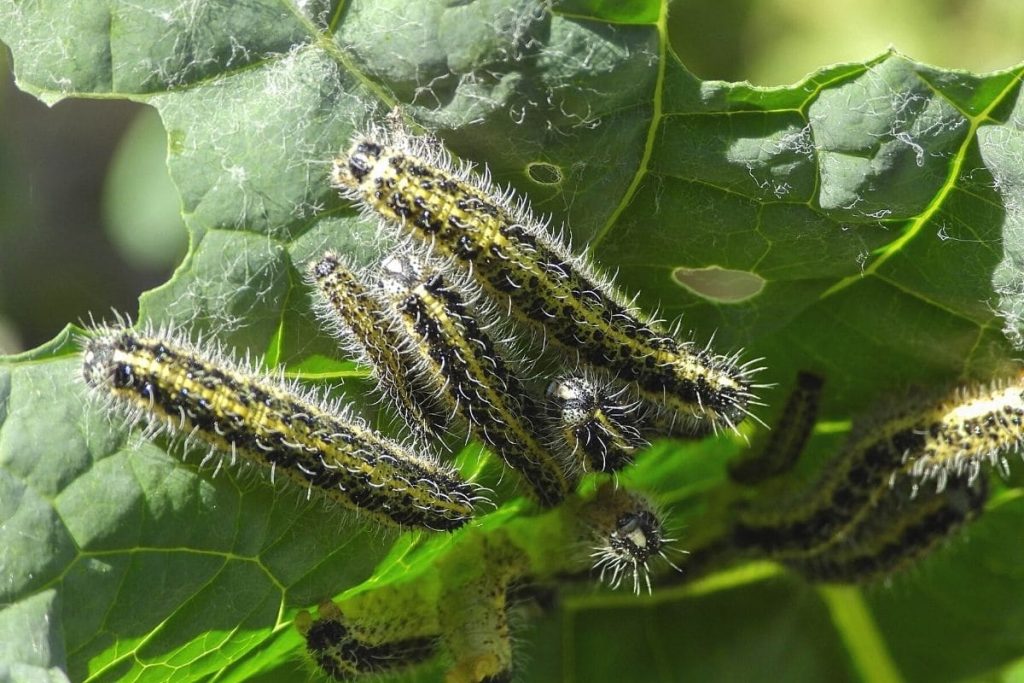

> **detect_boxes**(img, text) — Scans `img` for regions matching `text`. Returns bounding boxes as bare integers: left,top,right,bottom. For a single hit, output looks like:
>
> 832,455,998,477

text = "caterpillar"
899,375,1024,487
307,252,447,443
729,371,824,485
729,377,1015,558
375,253,574,507
658,375,1018,590
787,471,988,583
545,374,647,473
299,535,528,683
80,324,481,531
439,534,527,683
581,482,680,595
331,130,765,433
295,600,438,680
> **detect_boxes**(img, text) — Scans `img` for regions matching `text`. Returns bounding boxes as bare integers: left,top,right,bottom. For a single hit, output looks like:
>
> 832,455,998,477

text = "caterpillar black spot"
80,324,481,531
331,131,765,433
376,253,574,507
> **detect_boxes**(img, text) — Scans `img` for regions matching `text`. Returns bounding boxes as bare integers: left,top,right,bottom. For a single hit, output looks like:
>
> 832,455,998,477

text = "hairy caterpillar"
581,482,680,594
439,534,528,683
545,374,647,473
787,471,988,583
729,371,824,485
898,375,1024,486
658,374,1015,589
733,372,1024,557
308,252,447,443
376,253,574,507
80,324,480,531
331,130,764,432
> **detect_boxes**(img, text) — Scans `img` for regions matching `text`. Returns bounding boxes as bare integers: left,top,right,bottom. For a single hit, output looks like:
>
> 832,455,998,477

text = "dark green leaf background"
2,0,1023,681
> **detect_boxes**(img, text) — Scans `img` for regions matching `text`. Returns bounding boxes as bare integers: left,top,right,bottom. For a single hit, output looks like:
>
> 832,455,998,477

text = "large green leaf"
2,0,1024,681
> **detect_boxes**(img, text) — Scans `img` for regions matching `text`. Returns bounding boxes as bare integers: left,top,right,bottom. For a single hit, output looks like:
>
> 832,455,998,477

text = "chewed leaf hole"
526,161,563,185
671,266,765,303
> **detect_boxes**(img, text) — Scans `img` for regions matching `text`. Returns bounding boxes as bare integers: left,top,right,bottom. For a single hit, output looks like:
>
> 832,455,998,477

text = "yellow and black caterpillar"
376,253,575,507
308,251,448,443
81,325,481,531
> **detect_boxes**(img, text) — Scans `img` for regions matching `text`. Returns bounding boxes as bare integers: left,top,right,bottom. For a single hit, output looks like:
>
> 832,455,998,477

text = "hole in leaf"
526,161,562,185
672,266,765,303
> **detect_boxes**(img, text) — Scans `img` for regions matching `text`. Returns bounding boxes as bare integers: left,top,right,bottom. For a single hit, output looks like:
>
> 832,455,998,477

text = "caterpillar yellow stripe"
80,325,481,531
332,131,764,432
376,254,574,507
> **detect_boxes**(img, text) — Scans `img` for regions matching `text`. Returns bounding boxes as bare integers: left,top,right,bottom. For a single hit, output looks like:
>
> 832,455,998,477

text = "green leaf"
2,1,1024,681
